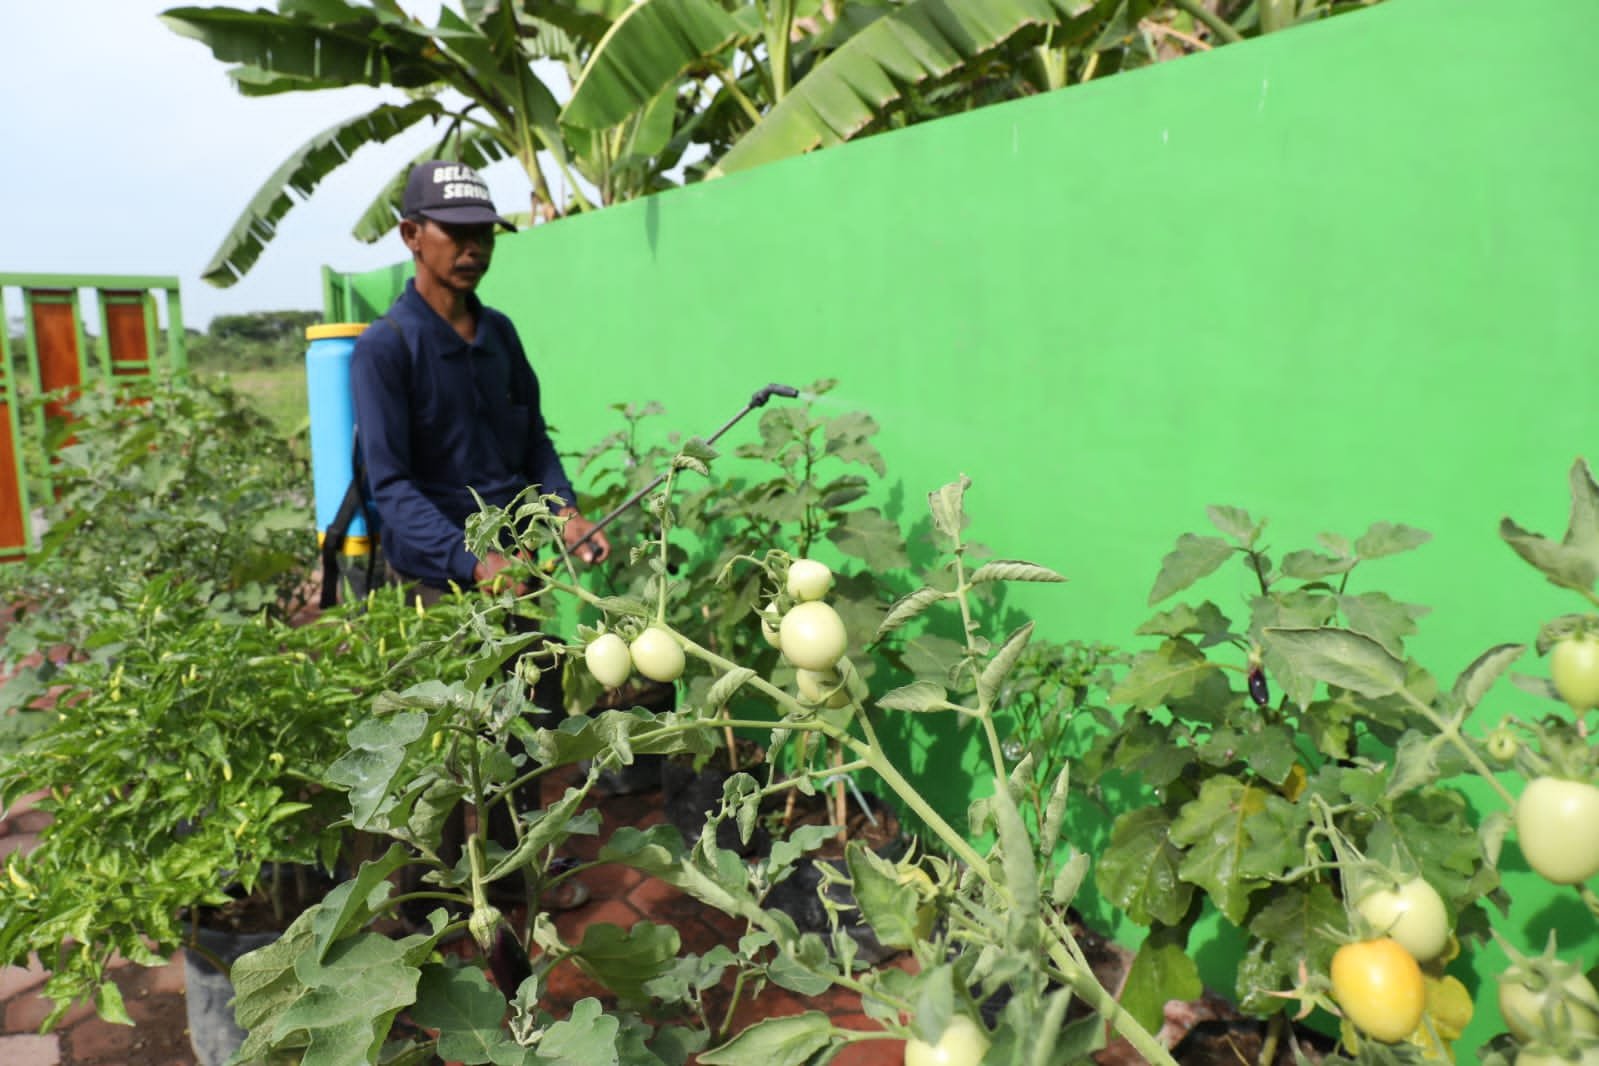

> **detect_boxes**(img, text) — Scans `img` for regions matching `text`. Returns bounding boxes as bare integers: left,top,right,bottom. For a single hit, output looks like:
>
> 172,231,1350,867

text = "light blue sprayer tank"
304,323,375,553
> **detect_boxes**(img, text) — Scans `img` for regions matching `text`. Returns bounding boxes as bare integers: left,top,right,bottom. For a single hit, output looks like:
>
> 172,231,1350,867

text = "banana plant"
166,0,1385,287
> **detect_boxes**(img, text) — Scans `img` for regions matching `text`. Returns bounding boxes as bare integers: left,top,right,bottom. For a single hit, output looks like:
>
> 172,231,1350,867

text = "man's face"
402,216,496,293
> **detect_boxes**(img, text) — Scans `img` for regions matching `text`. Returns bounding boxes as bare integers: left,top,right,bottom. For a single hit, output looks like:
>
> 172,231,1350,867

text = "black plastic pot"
185,926,280,1066
660,748,773,857
761,791,907,966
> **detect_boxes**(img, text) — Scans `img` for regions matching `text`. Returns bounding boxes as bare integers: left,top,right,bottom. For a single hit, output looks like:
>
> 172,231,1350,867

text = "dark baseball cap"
402,160,516,231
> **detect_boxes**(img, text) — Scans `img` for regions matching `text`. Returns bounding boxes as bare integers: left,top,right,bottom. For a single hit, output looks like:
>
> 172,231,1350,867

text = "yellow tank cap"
305,323,368,341
316,532,376,556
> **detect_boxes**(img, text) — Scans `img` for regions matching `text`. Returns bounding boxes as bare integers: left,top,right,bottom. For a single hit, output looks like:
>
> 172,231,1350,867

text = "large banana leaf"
199,99,445,287
560,0,745,131
431,3,572,168
161,5,441,91
710,0,1095,177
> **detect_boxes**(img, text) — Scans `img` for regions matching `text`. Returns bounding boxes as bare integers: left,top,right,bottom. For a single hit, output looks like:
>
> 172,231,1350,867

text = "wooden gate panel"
29,290,85,422
103,290,152,377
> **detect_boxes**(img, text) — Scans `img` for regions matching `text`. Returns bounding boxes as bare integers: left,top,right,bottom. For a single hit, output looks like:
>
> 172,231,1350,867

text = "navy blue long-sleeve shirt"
349,281,576,588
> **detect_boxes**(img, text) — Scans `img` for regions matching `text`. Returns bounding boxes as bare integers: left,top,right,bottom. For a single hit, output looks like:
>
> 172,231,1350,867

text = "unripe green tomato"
1499,968,1599,1044
1552,635,1599,713
795,667,850,708
779,601,848,672
583,633,632,689
1487,728,1519,762
904,1014,990,1066
1516,1048,1599,1066
1516,777,1599,885
759,603,783,648
1354,877,1451,963
630,626,685,683
786,559,833,602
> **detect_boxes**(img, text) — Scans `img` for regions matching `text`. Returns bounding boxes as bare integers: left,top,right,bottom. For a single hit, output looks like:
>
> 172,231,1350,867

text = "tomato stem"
1397,688,1517,807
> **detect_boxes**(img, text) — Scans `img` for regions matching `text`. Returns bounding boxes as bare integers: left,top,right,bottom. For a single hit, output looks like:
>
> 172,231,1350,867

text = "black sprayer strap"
319,431,377,609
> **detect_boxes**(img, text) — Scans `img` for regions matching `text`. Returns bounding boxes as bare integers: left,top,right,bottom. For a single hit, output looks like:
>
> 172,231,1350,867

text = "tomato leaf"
1094,807,1193,927
1353,521,1432,560
705,667,756,709
1135,601,1237,644
1449,643,1527,713
1051,850,1090,909
1281,549,1356,581
1148,534,1233,605
1206,505,1262,546
846,842,921,950
1120,925,1203,1034
1108,638,1214,710
600,825,765,925
1236,882,1345,1015
873,586,946,643
928,477,970,542
978,622,1033,710
1383,732,1446,800
1253,593,1339,709
968,559,1066,585
1501,515,1599,593
826,508,911,571
877,680,951,713
1565,458,1599,557
697,1011,836,1066
1170,776,1271,925
1337,591,1428,658
1260,627,1407,701
990,770,1040,951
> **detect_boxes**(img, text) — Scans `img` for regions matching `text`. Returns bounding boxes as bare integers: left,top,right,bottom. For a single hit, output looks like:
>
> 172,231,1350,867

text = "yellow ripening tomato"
1330,938,1426,1044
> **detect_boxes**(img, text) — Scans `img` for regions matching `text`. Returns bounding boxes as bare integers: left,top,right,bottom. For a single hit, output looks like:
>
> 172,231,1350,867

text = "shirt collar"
401,279,493,358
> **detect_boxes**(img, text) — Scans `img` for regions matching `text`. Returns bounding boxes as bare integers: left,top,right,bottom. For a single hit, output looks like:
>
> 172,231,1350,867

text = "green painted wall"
329,0,1598,1046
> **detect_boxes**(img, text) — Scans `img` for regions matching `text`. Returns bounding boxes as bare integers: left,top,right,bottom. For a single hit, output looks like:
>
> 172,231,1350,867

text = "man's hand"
559,508,610,565
473,550,520,592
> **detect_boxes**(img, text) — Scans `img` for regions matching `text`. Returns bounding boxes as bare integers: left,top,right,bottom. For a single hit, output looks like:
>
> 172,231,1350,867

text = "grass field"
208,365,309,441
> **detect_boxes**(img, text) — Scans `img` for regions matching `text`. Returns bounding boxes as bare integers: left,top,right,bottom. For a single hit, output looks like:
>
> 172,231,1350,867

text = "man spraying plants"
349,159,613,912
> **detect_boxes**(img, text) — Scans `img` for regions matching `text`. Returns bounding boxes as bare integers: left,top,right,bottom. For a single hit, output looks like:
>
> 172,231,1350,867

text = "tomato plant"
1330,938,1426,1043
630,626,686,683
1515,777,1599,885
1354,877,1451,963
904,1014,990,1066
1551,634,1599,713
583,632,632,688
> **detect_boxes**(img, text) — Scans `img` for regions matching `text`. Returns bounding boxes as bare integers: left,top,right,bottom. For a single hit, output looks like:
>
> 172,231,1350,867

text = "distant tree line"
7,309,321,375
186,309,322,370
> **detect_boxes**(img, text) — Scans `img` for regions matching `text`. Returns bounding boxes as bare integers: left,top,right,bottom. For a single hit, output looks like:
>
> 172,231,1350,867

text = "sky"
0,1,543,330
